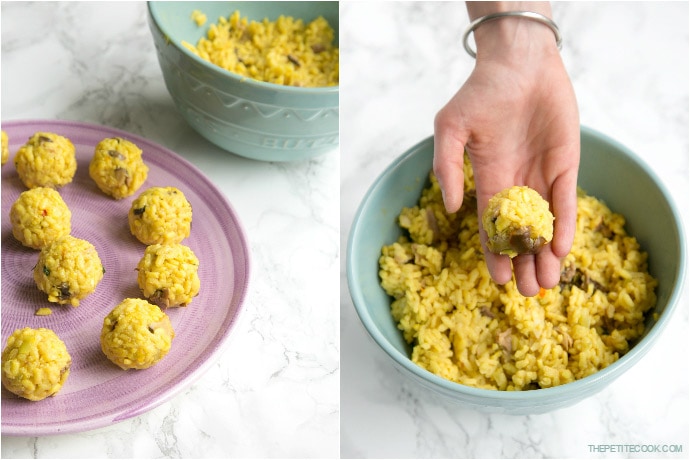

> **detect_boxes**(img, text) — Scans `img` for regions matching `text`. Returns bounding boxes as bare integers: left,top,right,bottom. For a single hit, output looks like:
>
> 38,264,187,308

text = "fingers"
512,255,539,297
487,246,562,297
433,111,468,214
432,149,464,214
536,246,563,289
480,230,514,286
550,170,579,258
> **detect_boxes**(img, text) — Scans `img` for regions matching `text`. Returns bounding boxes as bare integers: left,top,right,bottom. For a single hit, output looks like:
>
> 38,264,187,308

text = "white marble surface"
340,1,689,459
1,2,338,458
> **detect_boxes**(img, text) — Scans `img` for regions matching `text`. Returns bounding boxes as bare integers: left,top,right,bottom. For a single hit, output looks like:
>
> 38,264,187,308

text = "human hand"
433,5,580,296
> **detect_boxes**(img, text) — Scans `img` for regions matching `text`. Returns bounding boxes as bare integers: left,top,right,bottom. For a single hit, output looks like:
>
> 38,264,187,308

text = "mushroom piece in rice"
100,298,175,370
482,185,554,257
89,137,149,199
137,243,200,308
1,327,71,401
33,235,104,307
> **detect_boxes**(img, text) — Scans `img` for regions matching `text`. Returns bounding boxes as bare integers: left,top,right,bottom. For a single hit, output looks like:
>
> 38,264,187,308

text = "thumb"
433,114,469,214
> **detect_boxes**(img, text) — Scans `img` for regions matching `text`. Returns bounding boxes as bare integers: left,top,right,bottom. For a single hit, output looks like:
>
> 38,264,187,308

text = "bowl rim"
147,1,339,95
347,126,687,402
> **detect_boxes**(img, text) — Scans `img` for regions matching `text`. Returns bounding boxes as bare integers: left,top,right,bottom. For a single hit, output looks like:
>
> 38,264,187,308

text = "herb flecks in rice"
100,298,175,370
128,186,192,245
183,10,338,88
33,235,104,307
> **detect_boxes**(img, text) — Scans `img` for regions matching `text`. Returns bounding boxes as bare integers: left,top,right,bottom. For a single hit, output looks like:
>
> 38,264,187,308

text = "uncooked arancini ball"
100,298,175,370
482,186,554,257
14,132,77,189
33,235,105,307
10,187,72,249
137,243,200,308
1,327,71,401
89,137,148,199
128,186,192,245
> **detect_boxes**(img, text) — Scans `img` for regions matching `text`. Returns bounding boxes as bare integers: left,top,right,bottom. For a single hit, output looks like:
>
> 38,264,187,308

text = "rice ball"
137,243,200,308
1,327,71,401
89,137,149,199
128,186,192,245
100,298,175,370
10,187,72,249
1,130,9,166
482,186,554,257
14,132,77,189
34,235,104,307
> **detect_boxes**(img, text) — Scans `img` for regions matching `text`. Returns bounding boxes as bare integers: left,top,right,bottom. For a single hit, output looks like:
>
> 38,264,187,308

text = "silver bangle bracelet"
462,11,563,59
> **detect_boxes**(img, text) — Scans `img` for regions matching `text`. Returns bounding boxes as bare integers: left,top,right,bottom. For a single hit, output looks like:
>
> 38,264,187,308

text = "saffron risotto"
183,10,338,88
379,157,657,391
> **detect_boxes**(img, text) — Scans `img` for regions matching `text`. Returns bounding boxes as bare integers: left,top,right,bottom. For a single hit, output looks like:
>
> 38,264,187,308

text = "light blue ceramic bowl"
347,127,686,414
148,1,339,162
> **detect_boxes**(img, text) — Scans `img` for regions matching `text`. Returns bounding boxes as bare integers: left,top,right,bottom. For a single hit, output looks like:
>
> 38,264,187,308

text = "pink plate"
1,120,250,436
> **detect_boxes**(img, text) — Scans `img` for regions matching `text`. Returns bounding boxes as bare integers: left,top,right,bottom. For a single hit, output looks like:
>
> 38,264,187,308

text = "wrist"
465,3,560,60
466,1,552,20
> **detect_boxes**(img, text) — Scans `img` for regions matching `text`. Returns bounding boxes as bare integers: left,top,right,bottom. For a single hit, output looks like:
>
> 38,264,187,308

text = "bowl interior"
347,127,685,407
147,1,340,162
148,1,339,83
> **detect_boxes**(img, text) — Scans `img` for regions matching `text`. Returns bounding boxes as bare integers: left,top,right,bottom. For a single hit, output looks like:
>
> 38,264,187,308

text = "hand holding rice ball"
100,298,175,370
14,132,77,189
482,186,554,257
1,327,71,401
89,137,149,199
10,187,72,249
128,186,192,245
33,235,104,307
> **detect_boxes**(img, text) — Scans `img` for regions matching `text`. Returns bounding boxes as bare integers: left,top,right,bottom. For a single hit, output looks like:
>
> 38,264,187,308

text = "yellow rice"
14,132,77,189
128,186,192,245
137,243,200,308
483,186,554,257
379,163,657,391
191,10,207,27
183,10,338,87
10,187,72,249
100,298,175,370
34,235,104,307
1,130,8,166
89,137,149,199
1,327,71,401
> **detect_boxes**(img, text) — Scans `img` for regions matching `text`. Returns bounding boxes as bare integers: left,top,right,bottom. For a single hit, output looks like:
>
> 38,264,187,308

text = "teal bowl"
148,1,339,162
347,127,686,414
